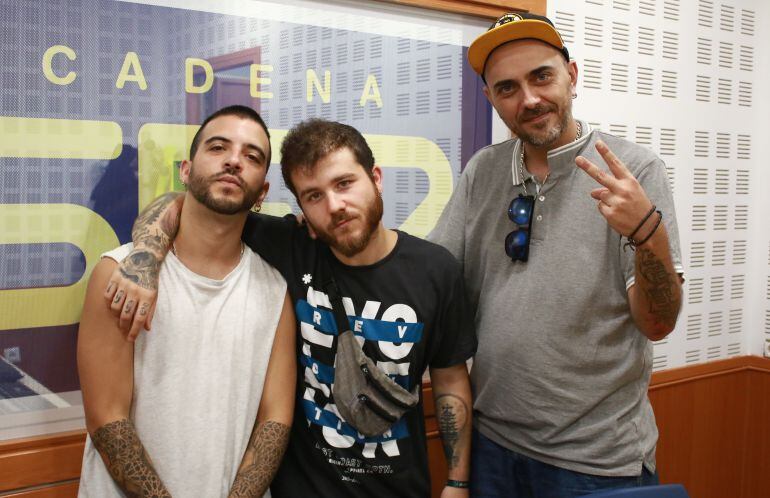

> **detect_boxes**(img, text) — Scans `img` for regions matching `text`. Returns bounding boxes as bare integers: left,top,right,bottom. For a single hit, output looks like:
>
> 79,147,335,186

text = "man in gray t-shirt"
430,13,684,498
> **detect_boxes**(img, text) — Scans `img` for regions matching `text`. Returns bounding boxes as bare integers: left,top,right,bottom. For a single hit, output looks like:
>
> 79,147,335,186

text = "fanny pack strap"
324,273,351,337
321,249,362,341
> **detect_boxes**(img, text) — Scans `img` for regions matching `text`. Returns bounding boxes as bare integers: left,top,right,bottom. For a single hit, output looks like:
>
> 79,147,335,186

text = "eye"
306,192,322,203
210,143,225,151
535,71,552,82
497,83,512,95
338,179,352,189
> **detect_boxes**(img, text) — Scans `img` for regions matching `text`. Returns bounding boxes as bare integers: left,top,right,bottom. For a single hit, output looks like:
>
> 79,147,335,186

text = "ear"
568,60,579,94
254,181,270,208
179,159,192,187
371,165,383,194
482,84,492,105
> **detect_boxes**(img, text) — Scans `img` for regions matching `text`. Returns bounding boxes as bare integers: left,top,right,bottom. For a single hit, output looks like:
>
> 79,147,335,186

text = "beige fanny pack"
324,269,419,437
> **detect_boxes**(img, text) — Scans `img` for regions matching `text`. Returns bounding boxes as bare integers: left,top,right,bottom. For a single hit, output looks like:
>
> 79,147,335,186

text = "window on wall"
0,0,493,440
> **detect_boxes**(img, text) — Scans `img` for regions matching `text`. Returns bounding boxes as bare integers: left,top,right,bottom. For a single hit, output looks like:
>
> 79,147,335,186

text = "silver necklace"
519,121,582,195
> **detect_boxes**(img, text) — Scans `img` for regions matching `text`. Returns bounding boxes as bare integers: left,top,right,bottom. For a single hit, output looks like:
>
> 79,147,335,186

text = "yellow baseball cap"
468,12,569,77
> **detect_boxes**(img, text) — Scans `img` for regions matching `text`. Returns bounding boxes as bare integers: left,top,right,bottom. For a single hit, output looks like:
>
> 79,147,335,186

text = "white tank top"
79,243,286,498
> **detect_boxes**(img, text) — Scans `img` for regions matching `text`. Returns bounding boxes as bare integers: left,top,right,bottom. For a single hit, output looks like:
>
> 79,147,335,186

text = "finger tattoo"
113,290,125,304
138,303,149,316
106,282,114,294
123,300,135,314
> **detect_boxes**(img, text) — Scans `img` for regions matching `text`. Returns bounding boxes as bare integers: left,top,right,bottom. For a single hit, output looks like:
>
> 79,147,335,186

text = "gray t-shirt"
429,122,683,477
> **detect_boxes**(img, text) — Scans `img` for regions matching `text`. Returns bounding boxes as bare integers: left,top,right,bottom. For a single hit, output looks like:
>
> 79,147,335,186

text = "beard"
309,183,384,258
187,166,262,215
507,86,573,148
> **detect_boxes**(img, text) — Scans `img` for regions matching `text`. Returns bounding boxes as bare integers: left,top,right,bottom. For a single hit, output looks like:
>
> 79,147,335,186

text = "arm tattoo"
132,192,182,244
435,393,469,470
91,419,171,498
636,247,681,329
120,250,162,291
229,421,290,498
122,193,182,291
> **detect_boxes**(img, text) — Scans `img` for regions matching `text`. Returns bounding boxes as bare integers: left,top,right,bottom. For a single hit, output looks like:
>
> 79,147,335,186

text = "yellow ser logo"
0,118,454,330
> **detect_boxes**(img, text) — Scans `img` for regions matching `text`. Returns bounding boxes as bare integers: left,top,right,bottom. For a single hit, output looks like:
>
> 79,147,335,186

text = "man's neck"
173,194,248,279
331,224,398,267
522,118,579,182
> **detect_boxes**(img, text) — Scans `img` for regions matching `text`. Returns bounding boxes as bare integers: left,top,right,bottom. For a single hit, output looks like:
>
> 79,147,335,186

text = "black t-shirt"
242,213,476,498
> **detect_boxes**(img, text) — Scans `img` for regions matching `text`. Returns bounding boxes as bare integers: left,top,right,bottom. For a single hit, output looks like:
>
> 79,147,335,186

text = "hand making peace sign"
575,140,654,237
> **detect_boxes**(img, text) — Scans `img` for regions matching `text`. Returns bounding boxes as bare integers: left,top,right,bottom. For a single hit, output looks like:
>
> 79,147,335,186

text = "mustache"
330,211,355,227
209,171,245,188
520,104,555,121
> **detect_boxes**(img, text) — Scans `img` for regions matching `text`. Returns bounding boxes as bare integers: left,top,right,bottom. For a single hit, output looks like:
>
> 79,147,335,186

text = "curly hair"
280,119,375,194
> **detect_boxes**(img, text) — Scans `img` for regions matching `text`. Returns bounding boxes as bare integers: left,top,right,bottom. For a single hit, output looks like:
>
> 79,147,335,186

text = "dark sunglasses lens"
505,230,529,259
509,197,533,225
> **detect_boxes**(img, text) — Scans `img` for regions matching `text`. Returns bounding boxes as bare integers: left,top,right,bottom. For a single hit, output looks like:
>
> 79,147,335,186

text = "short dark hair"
280,119,375,195
189,105,271,167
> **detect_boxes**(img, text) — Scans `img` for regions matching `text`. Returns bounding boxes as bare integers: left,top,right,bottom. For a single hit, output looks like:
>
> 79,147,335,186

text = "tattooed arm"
104,192,184,340
429,363,472,498
627,220,683,341
228,293,296,498
79,258,171,496
574,143,682,341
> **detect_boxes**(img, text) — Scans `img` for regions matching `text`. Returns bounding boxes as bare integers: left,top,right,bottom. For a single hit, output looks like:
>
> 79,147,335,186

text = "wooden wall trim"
372,0,547,18
2,356,768,497
650,355,770,389
647,355,770,498
0,430,85,493
3,481,79,498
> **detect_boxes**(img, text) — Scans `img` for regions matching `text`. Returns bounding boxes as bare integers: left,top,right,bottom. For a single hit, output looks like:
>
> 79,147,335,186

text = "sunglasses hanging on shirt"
505,194,534,262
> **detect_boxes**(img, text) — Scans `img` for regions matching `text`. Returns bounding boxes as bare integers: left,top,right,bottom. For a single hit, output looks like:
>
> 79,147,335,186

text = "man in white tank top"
77,106,295,497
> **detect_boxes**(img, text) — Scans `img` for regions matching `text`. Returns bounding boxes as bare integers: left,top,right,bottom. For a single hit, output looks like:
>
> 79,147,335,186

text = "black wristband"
447,480,470,489
624,210,663,252
633,210,663,248
628,204,657,240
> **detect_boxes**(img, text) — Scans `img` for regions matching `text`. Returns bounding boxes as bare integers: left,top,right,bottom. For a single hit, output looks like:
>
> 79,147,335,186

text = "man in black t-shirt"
105,118,476,498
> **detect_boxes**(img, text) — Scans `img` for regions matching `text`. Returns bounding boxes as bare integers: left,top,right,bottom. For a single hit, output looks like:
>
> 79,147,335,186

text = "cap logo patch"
492,13,523,30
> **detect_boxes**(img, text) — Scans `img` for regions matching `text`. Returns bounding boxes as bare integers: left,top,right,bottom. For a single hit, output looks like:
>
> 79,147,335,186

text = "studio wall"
547,0,770,369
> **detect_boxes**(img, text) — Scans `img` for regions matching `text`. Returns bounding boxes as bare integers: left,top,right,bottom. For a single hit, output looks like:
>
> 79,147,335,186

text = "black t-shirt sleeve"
427,256,477,368
242,213,298,275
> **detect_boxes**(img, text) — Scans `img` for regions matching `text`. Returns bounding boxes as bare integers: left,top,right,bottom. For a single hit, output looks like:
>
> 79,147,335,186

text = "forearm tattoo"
123,193,182,291
636,247,681,329
132,192,182,246
91,419,171,498
229,421,290,498
435,393,469,470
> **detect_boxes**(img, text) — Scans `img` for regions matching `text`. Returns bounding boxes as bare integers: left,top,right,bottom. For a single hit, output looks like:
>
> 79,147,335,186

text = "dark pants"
470,429,659,498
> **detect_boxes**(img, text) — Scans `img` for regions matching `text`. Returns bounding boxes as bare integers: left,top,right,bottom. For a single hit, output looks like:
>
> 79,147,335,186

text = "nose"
223,148,242,172
520,84,541,108
326,191,346,213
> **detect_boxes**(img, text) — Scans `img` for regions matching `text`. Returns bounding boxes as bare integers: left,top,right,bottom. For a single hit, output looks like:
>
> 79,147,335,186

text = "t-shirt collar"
511,120,593,186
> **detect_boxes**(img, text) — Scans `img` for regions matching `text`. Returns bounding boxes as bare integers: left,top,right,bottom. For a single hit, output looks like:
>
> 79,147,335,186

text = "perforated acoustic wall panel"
549,0,770,370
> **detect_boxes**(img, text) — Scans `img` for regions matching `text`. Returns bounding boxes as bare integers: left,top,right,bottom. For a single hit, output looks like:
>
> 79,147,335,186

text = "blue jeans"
470,429,659,498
